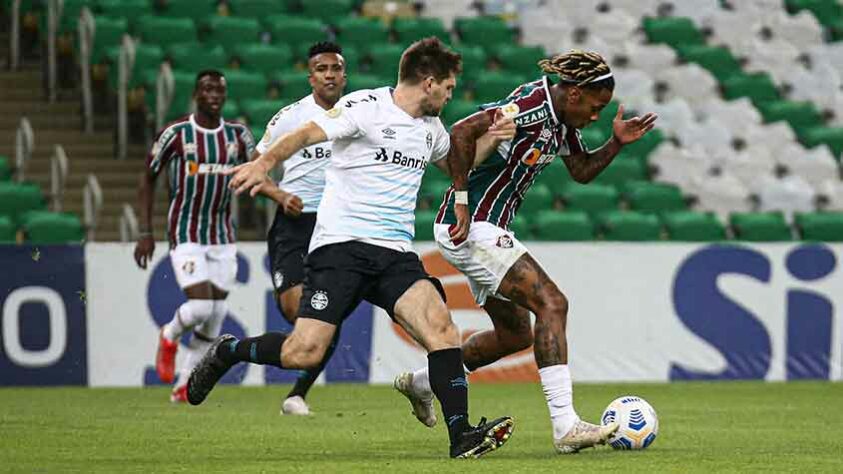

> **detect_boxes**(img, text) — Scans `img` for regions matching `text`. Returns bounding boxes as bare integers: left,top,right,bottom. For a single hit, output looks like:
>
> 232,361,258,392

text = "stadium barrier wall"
1,242,841,386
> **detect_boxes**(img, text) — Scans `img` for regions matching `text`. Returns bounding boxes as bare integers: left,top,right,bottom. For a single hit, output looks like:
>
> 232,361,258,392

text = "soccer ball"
601,395,659,450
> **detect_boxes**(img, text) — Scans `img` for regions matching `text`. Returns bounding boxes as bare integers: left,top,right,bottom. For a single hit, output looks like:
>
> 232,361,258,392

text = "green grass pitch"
1,382,842,472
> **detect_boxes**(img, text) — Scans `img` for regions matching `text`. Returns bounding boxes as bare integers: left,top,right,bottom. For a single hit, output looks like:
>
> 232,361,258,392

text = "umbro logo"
382,128,396,140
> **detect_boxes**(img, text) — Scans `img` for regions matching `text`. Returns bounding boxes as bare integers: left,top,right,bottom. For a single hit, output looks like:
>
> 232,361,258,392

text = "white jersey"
257,94,331,213
309,87,450,253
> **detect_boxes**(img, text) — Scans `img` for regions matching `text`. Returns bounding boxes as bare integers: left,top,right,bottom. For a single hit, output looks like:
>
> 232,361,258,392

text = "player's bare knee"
282,339,325,369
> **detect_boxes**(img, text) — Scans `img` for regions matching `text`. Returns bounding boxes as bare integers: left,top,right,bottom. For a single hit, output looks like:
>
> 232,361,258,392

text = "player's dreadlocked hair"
538,50,614,91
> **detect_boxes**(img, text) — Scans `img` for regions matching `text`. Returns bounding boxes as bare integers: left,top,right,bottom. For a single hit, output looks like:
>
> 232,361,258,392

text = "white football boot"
281,395,311,416
554,420,618,454
393,372,437,427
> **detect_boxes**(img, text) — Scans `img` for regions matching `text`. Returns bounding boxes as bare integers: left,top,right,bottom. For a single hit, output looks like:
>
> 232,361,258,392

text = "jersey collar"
190,114,224,133
542,75,561,127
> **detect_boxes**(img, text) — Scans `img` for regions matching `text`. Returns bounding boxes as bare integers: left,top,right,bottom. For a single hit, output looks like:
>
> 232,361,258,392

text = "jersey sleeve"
310,90,375,141
238,126,256,163
256,103,299,154
146,124,180,176
566,127,586,155
431,119,450,162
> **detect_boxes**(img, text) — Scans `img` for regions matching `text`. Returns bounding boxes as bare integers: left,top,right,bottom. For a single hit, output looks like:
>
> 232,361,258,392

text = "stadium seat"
786,0,843,27
227,0,293,17
799,126,843,159
54,0,93,34
232,43,294,77
509,215,531,239
795,212,843,241
345,74,386,94
592,100,620,131
137,16,197,48
21,211,85,244
454,45,487,85
675,45,742,81
536,160,574,191
335,17,389,54
106,43,163,89
0,215,15,243
419,166,451,205
662,211,726,241
580,127,611,150
265,15,328,58
442,100,479,128
221,101,241,121
592,157,647,188
0,182,45,224
0,156,11,181
414,209,437,241
301,0,355,26
722,72,781,105
623,128,664,161
455,16,515,50
493,44,545,75
393,17,450,45
643,17,705,47
202,16,261,47
366,43,404,79
273,70,312,101
159,0,219,23
167,43,227,73
220,69,268,102
597,210,662,241
156,70,196,121
241,99,285,127
97,0,153,30
518,183,554,217
756,100,823,134
561,183,619,216
533,210,594,241
730,212,793,241
624,181,687,214
473,72,527,103
89,16,128,64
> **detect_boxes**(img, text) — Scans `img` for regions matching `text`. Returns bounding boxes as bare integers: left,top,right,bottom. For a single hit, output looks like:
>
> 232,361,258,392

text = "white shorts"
169,243,238,292
434,222,528,306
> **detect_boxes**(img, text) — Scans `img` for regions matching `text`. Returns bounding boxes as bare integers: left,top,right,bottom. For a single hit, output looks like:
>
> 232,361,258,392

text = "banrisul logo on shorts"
373,148,428,170
311,290,329,311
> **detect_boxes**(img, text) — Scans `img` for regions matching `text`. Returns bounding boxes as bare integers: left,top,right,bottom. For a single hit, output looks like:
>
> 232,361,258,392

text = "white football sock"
162,299,215,341
539,364,580,439
411,363,470,399
174,335,211,388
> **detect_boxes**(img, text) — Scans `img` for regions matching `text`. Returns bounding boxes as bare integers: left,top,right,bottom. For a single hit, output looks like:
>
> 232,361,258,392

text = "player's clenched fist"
225,159,272,197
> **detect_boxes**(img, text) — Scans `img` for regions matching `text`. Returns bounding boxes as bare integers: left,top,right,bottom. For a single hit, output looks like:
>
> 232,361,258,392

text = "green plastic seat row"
721,72,780,105
0,156,11,181
0,182,45,225
785,0,843,27
454,16,516,50
795,212,843,241
20,210,85,244
0,216,15,243
730,212,792,241
675,44,742,81
799,126,843,158
756,100,823,134
643,16,705,47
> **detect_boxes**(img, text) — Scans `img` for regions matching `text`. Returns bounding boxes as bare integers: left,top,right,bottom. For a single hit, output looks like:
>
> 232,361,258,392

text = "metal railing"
83,174,102,241
78,7,95,134
15,117,34,182
10,0,21,71
46,0,63,103
117,35,136,160
119,203,139,242
155,62,175,131
50,145,69,211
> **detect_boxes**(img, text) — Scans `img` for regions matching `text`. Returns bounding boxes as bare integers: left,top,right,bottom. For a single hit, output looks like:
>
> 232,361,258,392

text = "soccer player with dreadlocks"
395,50,658,454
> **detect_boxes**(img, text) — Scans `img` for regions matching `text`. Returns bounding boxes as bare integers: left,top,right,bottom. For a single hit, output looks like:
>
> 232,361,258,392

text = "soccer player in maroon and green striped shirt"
396,51,658,453
133,70,256,403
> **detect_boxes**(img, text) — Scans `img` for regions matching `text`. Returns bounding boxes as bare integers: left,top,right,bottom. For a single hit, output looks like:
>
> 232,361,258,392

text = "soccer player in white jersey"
186,38,515,459
134,70,255,403
257,42,347,416
395,51,658,454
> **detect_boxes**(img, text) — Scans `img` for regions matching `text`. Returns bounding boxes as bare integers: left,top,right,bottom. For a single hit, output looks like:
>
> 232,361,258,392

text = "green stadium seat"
442,100,480,128
597,210,662,241
795,212,843,241
624,181,686,213
232,43,294,77
786,0,843,26
0,156,11,181
580,126,611,149
137,16,197,47
0,215,15,243
220,69,268,102
518,183,554,217
345,74,386,93
829,16,843,41
227,0,292,17
592,158,647,187
241,99,285,127
90,16,128,64
799,126,843,158
643,17,705,47
623,128,664,160
454,45,487,85
730,211,792,241
533,210,594,241
561,183,619,216
393,17,449,45
722,72,780,105
493,44,545,75
57,0,94,33
162,70,197,121
265,15,327,58
662,211,726,241
106,43,163,89
592,100,620,130
21,211,85,244
414,209,437,241
756,100,823,134
335,17,389,54
675,45,742,80
509,215,531,239
167,43,227,73
419,167,451,204
338,45,361,73
301,0,355,26
536,160,574,191
97,0,153,32
221,101,241,121
0,182,46,224
473,71,527,102
273,70,312,101
366,43,404,80
455,16,515,50
160,0,219,23
202,16,262,47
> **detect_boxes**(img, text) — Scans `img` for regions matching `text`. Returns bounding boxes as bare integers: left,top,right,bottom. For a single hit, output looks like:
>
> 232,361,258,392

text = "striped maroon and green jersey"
147,114,256,247
436,76,585,230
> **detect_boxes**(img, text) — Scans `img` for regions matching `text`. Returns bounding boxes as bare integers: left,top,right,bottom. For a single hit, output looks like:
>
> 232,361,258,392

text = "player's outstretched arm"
134,169,156,270
561,104,658,183
226,121,327,197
